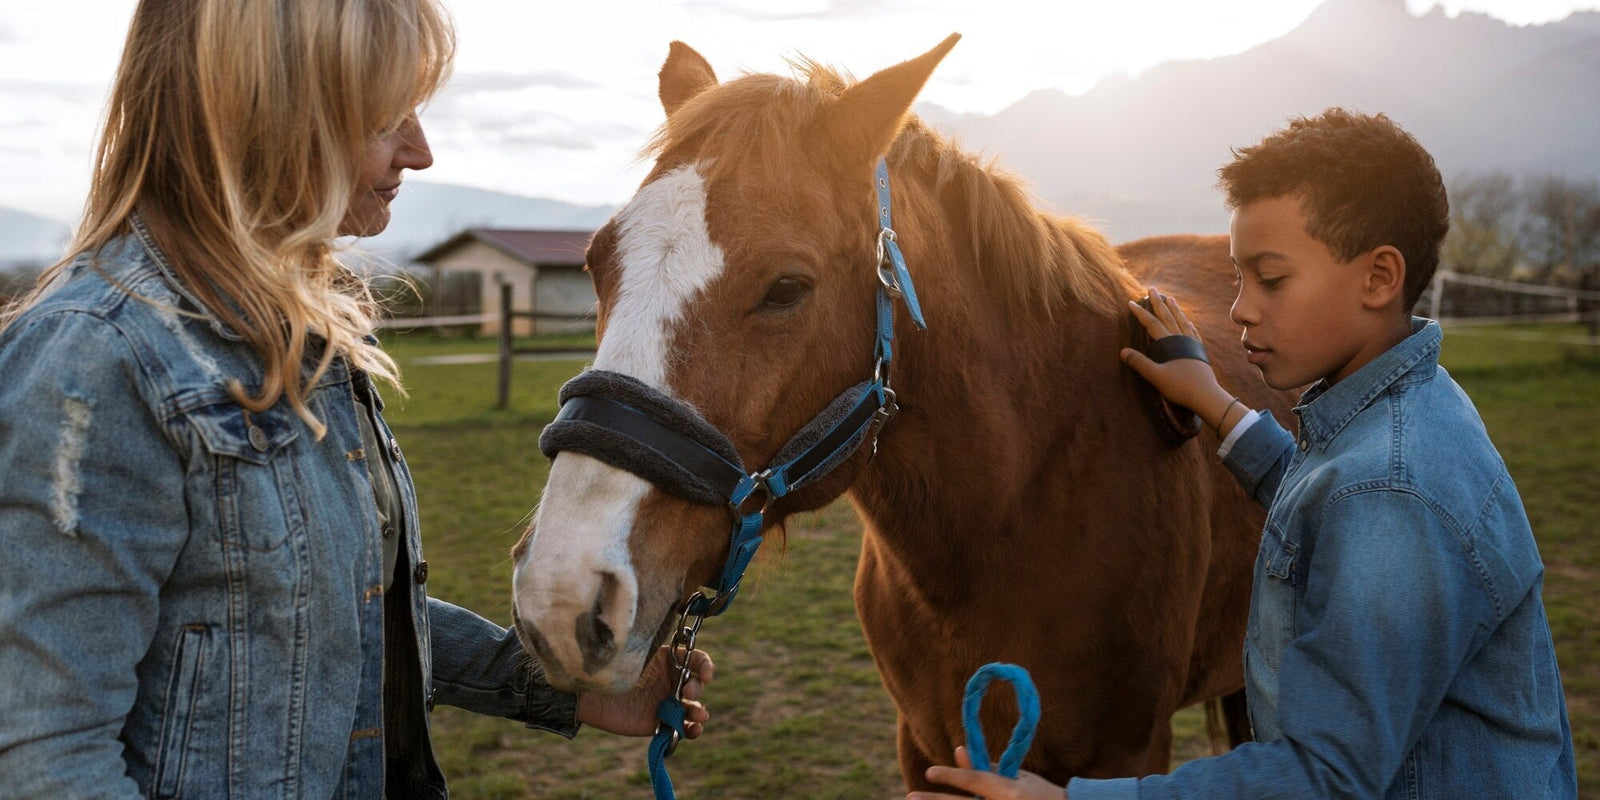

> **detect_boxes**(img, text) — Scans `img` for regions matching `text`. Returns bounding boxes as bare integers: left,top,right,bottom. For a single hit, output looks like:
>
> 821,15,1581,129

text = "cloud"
495,131,599,151
0,78,103,102
680,0,904,22
448,70,603,94
429,107,647,154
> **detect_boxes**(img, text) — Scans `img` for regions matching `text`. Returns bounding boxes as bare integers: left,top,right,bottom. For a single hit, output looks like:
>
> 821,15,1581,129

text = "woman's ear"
1362,245,1407,310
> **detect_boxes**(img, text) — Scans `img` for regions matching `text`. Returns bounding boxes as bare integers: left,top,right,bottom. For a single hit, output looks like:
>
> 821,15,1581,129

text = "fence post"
497,282,512,409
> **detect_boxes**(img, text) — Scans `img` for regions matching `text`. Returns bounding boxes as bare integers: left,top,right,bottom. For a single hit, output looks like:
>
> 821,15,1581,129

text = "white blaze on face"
514,164,727,684
593,164,727,383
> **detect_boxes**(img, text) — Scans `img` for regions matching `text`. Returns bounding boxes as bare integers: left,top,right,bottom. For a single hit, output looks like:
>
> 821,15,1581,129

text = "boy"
912,109,1577,799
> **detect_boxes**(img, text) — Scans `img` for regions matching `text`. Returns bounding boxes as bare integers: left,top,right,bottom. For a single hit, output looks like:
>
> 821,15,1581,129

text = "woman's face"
340,114,433,238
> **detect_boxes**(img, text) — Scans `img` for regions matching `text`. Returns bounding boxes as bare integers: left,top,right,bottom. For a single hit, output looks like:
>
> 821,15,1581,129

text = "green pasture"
378,323,1599,799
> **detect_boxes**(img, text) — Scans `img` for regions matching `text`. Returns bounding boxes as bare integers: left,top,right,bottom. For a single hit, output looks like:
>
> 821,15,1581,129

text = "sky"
2,0,1598,222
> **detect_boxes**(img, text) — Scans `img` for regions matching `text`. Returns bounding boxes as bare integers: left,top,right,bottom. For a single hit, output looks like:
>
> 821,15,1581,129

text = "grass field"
379,323,1599,799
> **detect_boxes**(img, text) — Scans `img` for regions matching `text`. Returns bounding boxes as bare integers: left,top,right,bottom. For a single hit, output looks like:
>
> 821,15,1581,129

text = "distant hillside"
0,182,616,269
361,181,617,263
917,0,1600,241
0,207,71,267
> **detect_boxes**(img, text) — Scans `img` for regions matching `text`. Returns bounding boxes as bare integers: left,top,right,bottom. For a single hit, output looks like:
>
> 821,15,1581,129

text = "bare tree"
1444,172,1521,278
1521,175,1600,282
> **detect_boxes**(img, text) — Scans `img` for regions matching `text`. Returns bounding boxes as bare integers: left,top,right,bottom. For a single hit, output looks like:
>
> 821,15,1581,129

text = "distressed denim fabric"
1069,319,1576,799
0,225,577,799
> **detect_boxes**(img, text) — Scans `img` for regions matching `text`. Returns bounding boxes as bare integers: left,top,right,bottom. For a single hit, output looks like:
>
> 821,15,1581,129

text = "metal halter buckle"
876,228,904,298
867,387,899,461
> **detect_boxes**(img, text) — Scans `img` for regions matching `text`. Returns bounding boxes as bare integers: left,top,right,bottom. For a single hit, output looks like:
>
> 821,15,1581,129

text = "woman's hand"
575,645,713,738
908,746,1068,800
1120,287,1243,437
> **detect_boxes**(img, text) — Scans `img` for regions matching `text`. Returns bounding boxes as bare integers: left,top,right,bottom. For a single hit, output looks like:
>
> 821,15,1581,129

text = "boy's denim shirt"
0,223,578,799
1071,319,1577,799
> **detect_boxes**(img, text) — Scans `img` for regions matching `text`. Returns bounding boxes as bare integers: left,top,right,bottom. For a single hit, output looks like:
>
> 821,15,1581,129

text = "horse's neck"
851,260,1130,547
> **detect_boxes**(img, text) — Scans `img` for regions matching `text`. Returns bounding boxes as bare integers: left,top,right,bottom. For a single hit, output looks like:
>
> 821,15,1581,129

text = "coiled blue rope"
962,663,1040,780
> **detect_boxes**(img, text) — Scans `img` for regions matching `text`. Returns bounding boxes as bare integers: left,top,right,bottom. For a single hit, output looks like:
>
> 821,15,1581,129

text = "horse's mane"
645,58,1139,319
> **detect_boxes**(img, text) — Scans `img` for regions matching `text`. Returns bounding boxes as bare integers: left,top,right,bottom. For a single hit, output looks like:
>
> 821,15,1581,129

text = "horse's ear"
817,33,960,172
660,41,718,117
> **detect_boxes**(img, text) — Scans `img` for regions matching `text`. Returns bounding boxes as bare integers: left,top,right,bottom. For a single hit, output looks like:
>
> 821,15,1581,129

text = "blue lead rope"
962,663,1041,780
649,697,689,800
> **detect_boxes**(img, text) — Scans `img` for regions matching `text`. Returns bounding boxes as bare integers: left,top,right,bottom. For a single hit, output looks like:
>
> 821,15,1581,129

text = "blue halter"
537,158,925,800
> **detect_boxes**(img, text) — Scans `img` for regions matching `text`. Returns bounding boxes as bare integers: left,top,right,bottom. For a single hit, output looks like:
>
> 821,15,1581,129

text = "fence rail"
373,313,495,330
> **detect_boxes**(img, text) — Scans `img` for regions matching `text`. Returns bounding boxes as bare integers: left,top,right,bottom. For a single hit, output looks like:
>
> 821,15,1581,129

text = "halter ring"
730,471,773,520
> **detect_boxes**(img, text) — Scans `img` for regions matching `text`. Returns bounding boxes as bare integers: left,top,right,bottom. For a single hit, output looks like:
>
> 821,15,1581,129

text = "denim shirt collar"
1292,317,1440,448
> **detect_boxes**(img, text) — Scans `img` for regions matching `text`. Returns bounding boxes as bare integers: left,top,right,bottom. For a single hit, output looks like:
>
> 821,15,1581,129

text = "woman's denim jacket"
1070,320,1577,799
0,224,578,799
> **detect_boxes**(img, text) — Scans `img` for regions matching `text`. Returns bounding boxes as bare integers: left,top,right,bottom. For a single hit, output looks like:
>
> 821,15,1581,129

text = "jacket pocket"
154,625,209,799
186,402,304,552
1246,522,1298,673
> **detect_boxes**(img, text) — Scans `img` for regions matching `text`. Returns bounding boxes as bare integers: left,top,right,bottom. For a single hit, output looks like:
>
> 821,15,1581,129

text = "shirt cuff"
1215,408,1261,459
1066,776,1139,799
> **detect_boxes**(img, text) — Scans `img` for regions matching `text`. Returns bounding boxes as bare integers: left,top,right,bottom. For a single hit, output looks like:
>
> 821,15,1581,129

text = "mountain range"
3,0,1596,265
917,0,1600,240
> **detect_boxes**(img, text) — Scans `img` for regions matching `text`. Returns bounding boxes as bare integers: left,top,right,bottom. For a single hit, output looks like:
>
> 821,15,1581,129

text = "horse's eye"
761,277,811,309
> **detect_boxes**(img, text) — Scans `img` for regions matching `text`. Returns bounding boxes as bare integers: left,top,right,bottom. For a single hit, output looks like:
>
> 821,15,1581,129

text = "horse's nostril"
575,572,621,674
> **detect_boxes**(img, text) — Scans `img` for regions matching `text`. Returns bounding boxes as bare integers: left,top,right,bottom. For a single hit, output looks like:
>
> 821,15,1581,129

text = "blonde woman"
0,1,710,797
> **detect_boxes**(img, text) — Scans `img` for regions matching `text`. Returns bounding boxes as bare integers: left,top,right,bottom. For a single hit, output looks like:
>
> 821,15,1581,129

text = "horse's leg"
896,716,937,791
1220,689,1252,747
1145,716,1174,775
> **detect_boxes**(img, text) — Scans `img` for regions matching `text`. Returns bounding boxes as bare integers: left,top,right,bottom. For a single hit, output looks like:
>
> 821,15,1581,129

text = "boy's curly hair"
1218,108,1449,311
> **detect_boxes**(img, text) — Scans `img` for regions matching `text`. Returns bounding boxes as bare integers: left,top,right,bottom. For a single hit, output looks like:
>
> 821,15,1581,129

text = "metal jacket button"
389,439,403,461
413,560,428,585
381,523,395,540
248,425,268,452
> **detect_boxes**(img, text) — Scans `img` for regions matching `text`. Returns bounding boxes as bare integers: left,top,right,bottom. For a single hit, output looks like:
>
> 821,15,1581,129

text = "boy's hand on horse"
908,746,1067,800
1120,286,1244,437
575,646,714,738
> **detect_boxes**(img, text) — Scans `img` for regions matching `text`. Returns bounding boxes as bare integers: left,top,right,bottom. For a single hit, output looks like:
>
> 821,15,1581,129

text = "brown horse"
511,35,1295,790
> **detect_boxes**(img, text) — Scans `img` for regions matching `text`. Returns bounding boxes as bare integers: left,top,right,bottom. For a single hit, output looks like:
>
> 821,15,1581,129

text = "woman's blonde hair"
6,0,454,438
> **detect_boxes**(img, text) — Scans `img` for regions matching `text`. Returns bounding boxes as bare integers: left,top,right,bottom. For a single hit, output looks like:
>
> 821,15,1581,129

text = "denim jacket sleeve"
1221,410,1296,508
1069,487,1502,799
0,310,184,799
427,598,580,738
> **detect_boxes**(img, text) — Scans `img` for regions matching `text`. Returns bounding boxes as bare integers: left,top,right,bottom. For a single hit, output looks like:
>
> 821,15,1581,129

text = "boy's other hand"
909,746,1068,800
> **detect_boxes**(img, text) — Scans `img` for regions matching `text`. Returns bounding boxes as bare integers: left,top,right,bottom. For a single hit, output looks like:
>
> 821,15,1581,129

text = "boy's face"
1228,195,1392,391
